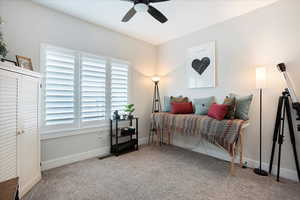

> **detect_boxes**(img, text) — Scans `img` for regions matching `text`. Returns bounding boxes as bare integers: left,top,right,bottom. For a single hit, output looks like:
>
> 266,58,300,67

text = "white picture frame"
186,41,216,88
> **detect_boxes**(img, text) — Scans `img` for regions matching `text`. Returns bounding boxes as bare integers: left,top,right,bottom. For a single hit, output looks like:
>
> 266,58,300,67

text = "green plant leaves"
124,104,135,113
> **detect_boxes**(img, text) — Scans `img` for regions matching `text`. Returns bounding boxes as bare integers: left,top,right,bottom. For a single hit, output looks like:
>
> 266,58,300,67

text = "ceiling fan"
121,0,170,23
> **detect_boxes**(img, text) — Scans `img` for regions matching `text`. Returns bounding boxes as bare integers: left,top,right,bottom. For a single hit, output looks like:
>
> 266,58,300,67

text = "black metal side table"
110,117,139,156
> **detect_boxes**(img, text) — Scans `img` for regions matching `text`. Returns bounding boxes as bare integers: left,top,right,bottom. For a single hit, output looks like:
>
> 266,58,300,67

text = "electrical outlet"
98,135,103,139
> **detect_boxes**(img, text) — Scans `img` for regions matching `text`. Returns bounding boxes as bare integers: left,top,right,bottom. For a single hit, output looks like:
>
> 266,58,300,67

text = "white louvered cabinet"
0,65,41,198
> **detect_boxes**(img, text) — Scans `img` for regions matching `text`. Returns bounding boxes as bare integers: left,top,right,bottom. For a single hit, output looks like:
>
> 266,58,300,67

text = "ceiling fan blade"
122,7,137,22
148,5,168,23
149,0,170,3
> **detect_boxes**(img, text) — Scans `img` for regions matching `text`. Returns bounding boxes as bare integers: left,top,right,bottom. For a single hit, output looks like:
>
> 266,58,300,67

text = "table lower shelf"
111,139,138,155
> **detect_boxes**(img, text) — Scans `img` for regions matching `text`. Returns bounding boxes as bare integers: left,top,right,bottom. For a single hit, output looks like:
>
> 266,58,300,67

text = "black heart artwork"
191,57,211,76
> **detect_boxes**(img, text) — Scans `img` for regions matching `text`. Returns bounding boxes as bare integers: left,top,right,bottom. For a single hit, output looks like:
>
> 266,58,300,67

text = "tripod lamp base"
254,168,268,176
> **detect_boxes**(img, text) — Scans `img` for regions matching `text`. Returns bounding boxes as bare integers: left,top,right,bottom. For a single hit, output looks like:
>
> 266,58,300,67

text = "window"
41,44,129,134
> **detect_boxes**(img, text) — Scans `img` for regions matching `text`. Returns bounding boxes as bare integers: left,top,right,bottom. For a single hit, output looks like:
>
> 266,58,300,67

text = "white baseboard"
172,141,299,182
20,173,41,198
245,158,299,182
41,147,110,171
139,137,148,145
41,137,148,171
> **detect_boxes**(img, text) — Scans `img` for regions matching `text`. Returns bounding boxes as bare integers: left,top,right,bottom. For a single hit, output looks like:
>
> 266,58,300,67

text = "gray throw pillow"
163,96,171,112
193,96,215,115
229,93,253,120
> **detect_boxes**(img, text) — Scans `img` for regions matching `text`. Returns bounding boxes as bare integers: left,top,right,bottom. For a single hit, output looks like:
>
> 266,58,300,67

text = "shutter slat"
82,73,106,78
45,47,76,126
47,108,74,114
82,76,105,82
112,65,128,72
47,55,75,64
46,119,74,126
47,72,74,80
81,116,105,122
46,114,74,121
82,66,105,73
46,78,74,86
47,62,74,69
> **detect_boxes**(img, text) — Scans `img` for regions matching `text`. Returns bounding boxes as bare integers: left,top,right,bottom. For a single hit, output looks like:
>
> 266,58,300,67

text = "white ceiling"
32,0,279,45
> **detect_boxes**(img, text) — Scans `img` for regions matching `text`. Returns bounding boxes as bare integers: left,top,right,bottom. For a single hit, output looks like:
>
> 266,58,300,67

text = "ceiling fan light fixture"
134,3,149,12
121,0,169,23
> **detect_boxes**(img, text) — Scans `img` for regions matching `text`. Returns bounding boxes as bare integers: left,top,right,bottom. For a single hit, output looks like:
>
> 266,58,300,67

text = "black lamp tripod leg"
277,100,285,181
156,84,162,112
269,96,284,174
152,83,156,112
148,122,152,144
284,97,300,181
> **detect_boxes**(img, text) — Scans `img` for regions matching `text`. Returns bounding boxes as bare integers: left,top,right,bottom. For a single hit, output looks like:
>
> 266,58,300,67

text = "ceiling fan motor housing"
134,0,149,5
134,0,149,12
122,0,169,23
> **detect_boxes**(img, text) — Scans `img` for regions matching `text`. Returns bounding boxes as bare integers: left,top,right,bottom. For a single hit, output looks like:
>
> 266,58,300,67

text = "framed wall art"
16,55,33,71
186,41,216,88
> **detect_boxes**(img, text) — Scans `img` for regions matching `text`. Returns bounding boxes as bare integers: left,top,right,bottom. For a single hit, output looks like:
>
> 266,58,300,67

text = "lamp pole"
254,67,268,176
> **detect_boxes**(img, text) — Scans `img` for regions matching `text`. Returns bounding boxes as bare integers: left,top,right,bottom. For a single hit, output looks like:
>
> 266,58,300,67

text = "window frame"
40,44,131,136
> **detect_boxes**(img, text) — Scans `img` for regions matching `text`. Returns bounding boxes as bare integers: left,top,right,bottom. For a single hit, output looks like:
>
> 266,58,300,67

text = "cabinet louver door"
18,75,40,197
0,72,18,182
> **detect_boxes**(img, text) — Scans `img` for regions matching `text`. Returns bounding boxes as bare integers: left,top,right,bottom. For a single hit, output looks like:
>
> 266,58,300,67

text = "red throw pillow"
171,102,194,114
208,103,229,120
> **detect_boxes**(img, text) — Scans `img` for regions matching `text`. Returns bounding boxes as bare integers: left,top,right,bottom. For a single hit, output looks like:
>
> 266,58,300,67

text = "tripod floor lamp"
254,67,268,176
149,76,162,144
151,76,162,113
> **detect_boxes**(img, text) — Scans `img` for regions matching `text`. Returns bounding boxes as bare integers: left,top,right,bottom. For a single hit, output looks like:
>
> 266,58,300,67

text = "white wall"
0,0,156,166
157,0,300,180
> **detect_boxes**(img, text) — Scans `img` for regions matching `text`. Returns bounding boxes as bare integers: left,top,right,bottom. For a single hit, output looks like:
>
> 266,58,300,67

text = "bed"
150,112,250,175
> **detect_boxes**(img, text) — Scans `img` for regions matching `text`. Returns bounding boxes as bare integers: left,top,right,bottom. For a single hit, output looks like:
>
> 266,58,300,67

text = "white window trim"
40,44,131,138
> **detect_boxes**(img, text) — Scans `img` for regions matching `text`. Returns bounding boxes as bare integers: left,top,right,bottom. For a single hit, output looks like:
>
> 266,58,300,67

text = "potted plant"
0,17,8,59
124,104,135,120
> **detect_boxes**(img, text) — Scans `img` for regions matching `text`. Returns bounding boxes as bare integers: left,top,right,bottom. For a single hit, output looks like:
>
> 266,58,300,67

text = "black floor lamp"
149,76,162,144
254,67,268,176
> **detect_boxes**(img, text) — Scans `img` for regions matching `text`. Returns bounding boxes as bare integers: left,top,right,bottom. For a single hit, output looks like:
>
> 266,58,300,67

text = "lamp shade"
256,67,266,89
151,76,160,83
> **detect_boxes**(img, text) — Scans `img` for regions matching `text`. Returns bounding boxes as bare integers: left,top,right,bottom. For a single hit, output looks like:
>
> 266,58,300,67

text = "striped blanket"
151,113,245,155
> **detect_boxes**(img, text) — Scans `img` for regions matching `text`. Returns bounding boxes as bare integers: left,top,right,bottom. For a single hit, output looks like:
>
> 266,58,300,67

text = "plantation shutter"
44,47,76,127
80,55,106,123
41,44,131,134
111,61,128,115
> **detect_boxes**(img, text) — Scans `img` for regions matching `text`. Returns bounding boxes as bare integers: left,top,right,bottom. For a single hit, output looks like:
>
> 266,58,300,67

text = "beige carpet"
23,145,300,200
